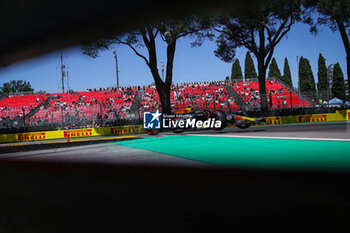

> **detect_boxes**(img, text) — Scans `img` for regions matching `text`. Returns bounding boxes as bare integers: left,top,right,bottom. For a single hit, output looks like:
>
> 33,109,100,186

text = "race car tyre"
209,110,227,130
200,109,212,115
236,123,251,129
146,129,160,135
173,128,184,134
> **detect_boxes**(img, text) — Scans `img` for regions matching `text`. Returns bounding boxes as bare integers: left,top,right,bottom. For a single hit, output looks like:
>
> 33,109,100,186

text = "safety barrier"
0,125,145,144
265,110,350,125
0,110,349,144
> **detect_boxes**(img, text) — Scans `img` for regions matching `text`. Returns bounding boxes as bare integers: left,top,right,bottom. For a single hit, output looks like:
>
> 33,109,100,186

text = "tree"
225,76,230,82
244,51,257,80
303,0,350,100
331,62,346,100
231,59,243,81
214,0,303,115
282,57,293,87
317,53,329,96
0,80,34,94
268,58,282,79
82,17,210,114
299,57,316,98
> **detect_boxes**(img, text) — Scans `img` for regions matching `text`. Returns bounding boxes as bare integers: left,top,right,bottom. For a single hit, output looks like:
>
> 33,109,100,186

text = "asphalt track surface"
1,122,350,232
0,122,349,170
183,121,350,139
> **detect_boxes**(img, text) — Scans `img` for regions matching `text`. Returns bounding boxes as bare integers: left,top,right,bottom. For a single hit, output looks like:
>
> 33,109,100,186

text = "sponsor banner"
265,110,349,125
0,110,349,144
266,117,281,125
17,132,46,141
110,125,144,135
0,125,144,144
298,114,327,123
199,110,349,128
64,129,93,138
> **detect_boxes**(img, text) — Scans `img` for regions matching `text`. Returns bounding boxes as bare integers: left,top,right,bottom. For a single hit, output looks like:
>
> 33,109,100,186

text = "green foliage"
82,16,214,59
244,52,257,80
299,57,316,98
225,76,230,82
317,53,329,92
303,0,350,34
214,0,303,63
331,63,346,100
231,59,243,81
213,0,303,115
268,58,282,79
303,0,350,98
0,80,34,94
282,57,293,88
82,16,214,114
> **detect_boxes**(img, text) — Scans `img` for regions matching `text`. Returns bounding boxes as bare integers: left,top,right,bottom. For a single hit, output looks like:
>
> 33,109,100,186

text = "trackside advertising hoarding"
0,110,349,144
0,125,145,143
265,110,350,125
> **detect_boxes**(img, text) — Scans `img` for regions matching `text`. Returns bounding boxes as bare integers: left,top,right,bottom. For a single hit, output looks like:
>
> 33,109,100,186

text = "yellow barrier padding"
0,136,136,147
0,125,145,144
0,110,349,144
265,110,350,125
222,110,349,128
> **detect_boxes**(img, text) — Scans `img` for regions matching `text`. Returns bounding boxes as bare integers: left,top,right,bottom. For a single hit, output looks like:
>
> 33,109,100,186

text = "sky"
0,22,347,93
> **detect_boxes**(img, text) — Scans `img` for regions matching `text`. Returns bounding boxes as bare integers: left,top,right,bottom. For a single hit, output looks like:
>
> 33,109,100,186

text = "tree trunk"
148,42,176,114
144,29,176,115
162,38,176,114
150,68,172,114
346,54,350,100
336,19,350,100
257,58,268,116
158,84,171,114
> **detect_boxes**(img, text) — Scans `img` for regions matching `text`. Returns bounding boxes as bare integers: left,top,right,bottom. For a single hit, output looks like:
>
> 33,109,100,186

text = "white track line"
186,134,350,142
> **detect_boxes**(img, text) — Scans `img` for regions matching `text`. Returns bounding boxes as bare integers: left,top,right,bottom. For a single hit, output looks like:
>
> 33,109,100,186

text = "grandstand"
0,79,315,132
231,79,311,109
141,81,239,113
171,82,239,111
32,88,137,123
0,93,48,120
0,88,137,129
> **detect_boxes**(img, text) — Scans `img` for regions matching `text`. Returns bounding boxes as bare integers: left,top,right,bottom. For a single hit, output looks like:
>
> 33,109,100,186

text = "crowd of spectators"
0,94,48,124
0,79,329,134
232,80,311,109
140,81,239,113
29,87,137,124
0,87,138,131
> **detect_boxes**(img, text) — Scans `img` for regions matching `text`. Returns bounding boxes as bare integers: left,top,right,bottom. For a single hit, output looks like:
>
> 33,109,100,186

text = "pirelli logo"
17,132,46,141
266,117,281,125
298,115,327,123
111,126,141,135
64,129,93,138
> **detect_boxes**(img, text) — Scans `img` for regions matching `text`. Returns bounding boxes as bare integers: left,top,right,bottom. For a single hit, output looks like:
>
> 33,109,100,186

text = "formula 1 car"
145,106,266,135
